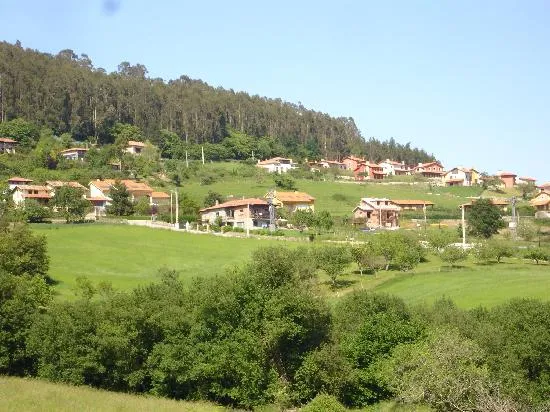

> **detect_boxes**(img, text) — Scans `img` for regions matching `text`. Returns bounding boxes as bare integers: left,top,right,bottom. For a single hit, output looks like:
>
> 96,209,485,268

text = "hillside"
0,376,223,411
0,41,434,163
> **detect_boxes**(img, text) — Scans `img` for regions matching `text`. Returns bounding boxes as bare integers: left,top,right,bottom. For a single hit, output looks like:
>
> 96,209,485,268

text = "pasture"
0,376,223,412
34,224,550,308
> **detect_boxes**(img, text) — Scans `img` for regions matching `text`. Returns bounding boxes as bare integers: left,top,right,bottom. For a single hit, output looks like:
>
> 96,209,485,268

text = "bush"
439,245,469,268
221,225,233,233
523,247,550,265
301,393,347,412
473,240,514,264
23,200,52,223
273,174,297,190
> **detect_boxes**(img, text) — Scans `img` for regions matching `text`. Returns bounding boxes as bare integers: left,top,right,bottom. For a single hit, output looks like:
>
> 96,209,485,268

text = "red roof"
519,176,536,181
497,171,517,177
200,198,268,212
392,199,435,206
0,137,17,143
8,176,33,182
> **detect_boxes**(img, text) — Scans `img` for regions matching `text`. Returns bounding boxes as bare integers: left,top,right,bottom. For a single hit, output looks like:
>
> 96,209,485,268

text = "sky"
1,0,549,182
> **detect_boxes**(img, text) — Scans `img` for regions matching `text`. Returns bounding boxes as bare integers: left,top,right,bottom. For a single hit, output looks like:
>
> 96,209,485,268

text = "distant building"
413,161,445,179
256,157,296,173
0,137,17,154
125,141,146,155
352,198,401,229
267,191,315,212
378,159,410,176
60,147,88,161
12,185,52,206
7,176,33,190
460,198,509,212
342,156,365,171
517,176,537,185
353,161,384,181
199,198,270,229
496,171,517,189
392,199,435,210
530,190,550,218
443,167,480,186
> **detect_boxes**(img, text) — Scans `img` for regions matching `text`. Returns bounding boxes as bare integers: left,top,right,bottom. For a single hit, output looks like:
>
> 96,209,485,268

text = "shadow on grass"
439,265,468,271
45,276,60,286
326,278,358,290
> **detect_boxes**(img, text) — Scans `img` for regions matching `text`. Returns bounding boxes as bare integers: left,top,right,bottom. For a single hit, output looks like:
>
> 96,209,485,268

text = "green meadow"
0,376,223,412
34,224,550,308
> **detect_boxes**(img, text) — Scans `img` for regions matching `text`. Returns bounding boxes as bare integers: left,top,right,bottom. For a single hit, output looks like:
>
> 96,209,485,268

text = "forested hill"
0,41,434,163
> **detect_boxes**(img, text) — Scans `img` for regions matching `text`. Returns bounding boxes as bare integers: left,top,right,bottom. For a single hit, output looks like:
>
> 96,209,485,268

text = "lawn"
0,376,223,412
34,224,287,299
34,224,550,309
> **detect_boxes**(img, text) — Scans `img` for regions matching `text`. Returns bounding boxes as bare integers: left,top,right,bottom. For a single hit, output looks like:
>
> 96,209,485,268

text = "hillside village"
2,134,549,233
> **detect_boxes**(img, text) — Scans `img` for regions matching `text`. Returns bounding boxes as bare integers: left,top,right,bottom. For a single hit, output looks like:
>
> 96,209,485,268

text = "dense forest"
0,41,434,163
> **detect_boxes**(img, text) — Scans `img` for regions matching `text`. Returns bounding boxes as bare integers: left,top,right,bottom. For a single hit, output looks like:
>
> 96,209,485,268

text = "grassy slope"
35,224,550,308
34,224,287,299
0,376,223,412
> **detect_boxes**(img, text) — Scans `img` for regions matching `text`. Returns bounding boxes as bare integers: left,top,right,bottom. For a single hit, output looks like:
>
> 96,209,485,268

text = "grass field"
34,224,288,299
34,224,550,308
0,376,223,412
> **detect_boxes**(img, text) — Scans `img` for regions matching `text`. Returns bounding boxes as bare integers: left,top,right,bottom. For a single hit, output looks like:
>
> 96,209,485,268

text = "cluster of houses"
6,176,170,218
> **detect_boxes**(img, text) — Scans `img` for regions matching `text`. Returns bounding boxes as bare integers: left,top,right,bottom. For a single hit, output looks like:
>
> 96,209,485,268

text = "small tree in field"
467,199,505,238
107,181,134,216
351,242,383,275
439,245,469,268
23,199,51,223
53,186,89,222
523,248,549,265
315,245,352,286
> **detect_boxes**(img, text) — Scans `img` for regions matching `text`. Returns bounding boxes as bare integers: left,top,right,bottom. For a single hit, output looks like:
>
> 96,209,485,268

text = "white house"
199,198,270,230
0,137,17,154
378,159,410,176
125,141,146,155
7,177,33,190
60,147,88,161
443,167,480,187
256,157,296,173
12,185,52,205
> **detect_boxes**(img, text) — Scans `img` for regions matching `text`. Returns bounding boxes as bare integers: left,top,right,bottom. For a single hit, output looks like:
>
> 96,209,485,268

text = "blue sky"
1,0,549,182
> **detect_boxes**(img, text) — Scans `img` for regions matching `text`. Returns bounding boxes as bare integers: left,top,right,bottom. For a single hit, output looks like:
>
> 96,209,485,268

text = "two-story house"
530,190,550,218
256,157,296,173
413,161,445,179
342,156,365,171
125,141,146,155
378,159,410,176
60,147,88,161
12,185,52,205
353,162,384,181
7,176,34,190
443,167,480,186
199,198,270,229
267,191,315,213
352,198,401,229
496,171,517,189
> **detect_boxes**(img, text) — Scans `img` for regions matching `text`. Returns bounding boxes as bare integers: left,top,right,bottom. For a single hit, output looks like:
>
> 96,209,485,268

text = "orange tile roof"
150,191,170,198
0,137,17,143
519,176,536,181
257,157,292,165
531,199,550,206
8,176,33,182
497,171,517,177
127,140,146,147
90,179,153,193
274,191,315,203
18,185,50,191
46,180,86,189
200,198,268,212
392,199,435,206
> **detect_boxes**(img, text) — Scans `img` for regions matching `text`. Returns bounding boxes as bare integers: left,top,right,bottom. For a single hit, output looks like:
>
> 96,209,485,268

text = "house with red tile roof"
199,198,270,229
517,176,537,185
353,161,384,181
378,159,411,176
538,182,550,192
267,191,315,212
342,156,365,171
7,177,33,190
0,137,17,154
352,198,401,228
413,161,445,179
496,171,517,189
530,191,550,218
12,185,52,205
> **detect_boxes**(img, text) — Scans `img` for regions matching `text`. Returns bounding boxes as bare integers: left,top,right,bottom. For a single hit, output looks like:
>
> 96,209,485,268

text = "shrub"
273,174,297,190
439,245,469,268
301,393,347,412
523,247,550,265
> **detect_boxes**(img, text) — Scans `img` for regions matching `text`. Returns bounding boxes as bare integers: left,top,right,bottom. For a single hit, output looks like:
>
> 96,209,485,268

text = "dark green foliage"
0,273,51,375
106,181,134,216
0,224,49,277
374,231,424,271
0,118,40,148
301,393,347,412
350,242,384,275
178,192,200,223
523,247,550,264
22,199,52,223
52,186,89,222
314,245,352,286
467,198,505,238
273,174,297,190
203,190,224,208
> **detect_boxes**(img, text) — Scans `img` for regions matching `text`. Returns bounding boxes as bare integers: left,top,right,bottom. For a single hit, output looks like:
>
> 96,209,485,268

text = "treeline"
1,227,549,410
0,41,434,163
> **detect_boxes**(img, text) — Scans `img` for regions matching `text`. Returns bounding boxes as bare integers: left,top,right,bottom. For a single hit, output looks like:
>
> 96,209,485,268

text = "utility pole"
510,196,517,240
461,205,466,247
423,203,427,229
201,146,205,165
175,190,179,228
170,192,173,224
185,150,189,168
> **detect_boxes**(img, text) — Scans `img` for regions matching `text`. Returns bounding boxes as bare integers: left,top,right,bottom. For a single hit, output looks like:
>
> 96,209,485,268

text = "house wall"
501,176,516,188
0,142,16,153
90,183,107,198
343,158,360,170
283,202,314,213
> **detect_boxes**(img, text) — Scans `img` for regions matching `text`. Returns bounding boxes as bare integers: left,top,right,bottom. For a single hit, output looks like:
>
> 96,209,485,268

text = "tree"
439,245,469,268
22,200,52,223
134,197,151,216
53,186,89,222
517,219,537,241
291,209,316,231
374,232,424,271
203,190,224,208
315,245,352,286
425,229,456,252
106,181,134,216
523,247,549,265
0,118,40,148
313,210,334,233
351,243,383,275
467,199,505,238
474,240,514,264
274,174,297,190
0,224,49,277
